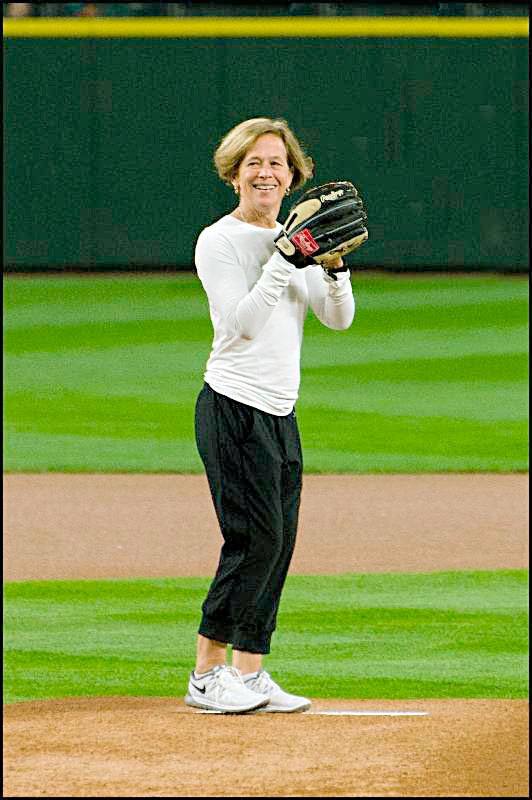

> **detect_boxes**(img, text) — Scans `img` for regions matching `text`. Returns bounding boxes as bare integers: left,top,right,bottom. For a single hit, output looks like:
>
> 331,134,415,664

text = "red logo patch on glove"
292,229,320,256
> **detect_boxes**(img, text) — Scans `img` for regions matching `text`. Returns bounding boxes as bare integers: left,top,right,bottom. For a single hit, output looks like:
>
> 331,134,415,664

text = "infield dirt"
3,473,529,797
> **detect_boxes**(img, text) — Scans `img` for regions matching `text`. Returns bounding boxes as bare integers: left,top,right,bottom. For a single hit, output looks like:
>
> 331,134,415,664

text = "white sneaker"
243,669,311,713
185,665,270,713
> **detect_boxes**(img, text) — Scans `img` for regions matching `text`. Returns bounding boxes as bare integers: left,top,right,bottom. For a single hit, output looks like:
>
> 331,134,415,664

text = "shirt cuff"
265,250,297,276
322,267,350,285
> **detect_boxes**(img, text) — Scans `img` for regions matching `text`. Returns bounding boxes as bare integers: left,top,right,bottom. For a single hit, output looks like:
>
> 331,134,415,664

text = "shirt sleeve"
195,230,295,340
305,266,356,330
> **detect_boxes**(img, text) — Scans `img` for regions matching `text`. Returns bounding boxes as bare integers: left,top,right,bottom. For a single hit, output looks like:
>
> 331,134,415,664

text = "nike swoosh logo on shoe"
191,682,207,694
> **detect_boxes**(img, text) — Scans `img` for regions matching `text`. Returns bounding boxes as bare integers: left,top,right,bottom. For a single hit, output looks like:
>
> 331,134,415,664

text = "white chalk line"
308,710,429,717
195,709,429,716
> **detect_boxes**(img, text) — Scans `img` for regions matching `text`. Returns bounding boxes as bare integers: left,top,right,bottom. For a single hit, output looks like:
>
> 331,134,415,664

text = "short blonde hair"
214,117,314,191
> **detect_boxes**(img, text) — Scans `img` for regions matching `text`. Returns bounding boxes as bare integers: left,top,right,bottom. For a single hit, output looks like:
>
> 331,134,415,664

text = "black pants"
195,382,303,654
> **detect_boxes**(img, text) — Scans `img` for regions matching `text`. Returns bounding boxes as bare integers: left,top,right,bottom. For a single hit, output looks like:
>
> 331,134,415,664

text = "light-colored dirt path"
3,473,529,797
3,474,528,581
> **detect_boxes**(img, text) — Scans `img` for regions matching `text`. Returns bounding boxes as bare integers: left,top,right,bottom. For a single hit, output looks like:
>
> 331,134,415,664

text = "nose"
258,164,274,178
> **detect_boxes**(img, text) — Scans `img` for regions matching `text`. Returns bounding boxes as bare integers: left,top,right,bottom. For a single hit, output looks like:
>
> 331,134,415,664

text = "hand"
320,255,344,270
274,230,316,269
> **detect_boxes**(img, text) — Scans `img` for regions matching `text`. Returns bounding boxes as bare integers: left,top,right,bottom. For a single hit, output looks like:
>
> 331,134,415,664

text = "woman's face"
233,133,293,217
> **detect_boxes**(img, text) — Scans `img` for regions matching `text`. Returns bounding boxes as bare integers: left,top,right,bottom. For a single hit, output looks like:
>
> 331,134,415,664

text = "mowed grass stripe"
302,326,527,367
301,408,525,462
3,273,528,473
306,353,527,383
4,318,213,354
3,570,527,703
5,432,200,473
4,273,526,303
4,275,527,329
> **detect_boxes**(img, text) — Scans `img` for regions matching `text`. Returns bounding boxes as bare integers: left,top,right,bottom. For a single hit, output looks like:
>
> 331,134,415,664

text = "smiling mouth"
253,185,277,192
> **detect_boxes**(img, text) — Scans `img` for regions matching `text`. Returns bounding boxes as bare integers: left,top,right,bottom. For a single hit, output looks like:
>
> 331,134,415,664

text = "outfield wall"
3,17,529,271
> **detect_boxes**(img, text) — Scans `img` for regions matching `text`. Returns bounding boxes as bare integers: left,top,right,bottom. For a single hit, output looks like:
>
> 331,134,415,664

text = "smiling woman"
231,133,294,229
214,117,314,189
213,118,313,230
188,116,367,714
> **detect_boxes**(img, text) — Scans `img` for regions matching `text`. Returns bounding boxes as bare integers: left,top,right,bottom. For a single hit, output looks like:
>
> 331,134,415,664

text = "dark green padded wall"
4,37,528,270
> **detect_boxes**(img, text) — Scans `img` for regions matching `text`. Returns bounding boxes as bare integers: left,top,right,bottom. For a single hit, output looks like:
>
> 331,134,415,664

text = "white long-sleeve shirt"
195,214,355,415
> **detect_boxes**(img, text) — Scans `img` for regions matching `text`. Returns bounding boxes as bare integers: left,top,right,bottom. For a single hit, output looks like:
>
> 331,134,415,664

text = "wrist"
323,266,349,282
267,250,297,275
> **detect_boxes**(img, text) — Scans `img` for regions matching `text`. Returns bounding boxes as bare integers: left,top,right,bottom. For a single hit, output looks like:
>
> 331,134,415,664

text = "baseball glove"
274,181,368,269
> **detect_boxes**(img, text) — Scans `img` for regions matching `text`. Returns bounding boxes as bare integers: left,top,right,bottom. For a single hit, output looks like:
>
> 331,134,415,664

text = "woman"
186,117,356,714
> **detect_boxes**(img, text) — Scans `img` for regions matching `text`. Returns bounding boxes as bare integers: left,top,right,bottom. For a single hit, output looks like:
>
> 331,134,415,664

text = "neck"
232,205,278,229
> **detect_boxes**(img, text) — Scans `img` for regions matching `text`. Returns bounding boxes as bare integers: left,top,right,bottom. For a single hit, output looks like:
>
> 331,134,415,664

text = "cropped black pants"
195,382,303,654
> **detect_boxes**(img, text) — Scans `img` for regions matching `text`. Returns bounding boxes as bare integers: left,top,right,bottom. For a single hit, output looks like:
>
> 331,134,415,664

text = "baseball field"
3,271,529,796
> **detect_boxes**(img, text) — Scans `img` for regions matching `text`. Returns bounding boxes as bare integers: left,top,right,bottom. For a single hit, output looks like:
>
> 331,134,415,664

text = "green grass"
3,570,528,703
3,272,529,473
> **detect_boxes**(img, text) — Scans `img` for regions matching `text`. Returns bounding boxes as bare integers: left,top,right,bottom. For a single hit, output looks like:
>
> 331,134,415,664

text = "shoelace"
249,669,276,694
214,665,245,688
